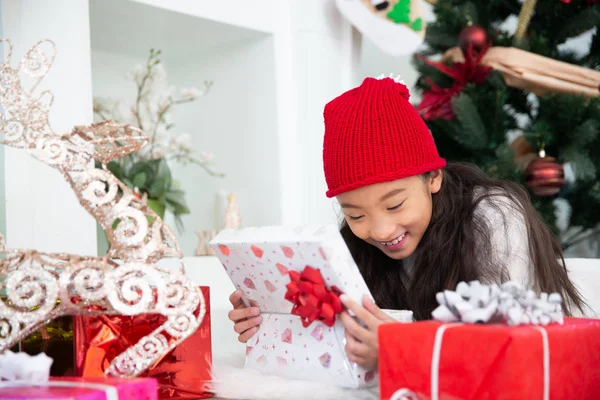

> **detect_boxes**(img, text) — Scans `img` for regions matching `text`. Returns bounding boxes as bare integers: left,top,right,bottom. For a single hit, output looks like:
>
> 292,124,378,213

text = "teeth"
381,233,405,246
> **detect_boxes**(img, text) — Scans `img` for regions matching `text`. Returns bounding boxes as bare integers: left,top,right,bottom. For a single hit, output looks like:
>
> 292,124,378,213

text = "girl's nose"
370,218,397,242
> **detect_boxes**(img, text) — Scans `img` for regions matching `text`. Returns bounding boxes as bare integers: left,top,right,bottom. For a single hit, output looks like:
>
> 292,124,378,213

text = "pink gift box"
0,377,157,400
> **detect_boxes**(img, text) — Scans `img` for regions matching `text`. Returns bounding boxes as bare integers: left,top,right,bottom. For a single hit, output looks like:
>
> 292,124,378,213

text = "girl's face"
337,171,443,260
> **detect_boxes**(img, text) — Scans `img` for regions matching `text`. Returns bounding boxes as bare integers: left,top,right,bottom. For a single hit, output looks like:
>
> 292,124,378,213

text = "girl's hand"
339,294,396,369
228,290,262,343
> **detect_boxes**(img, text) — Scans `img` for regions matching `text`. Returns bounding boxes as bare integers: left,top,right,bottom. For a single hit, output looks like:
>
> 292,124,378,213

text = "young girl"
228,76,586,369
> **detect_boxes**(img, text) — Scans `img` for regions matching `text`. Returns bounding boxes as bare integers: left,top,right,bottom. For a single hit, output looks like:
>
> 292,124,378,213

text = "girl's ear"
429,169,443,194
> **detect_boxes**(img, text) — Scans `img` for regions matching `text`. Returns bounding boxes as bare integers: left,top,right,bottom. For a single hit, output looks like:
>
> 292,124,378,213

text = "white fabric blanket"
209,354,379,400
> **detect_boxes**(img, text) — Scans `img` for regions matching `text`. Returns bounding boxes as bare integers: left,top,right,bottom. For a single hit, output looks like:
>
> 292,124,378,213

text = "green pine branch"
562,148,597,182
556,6,600,43
571,119,600,148
451,93,488,150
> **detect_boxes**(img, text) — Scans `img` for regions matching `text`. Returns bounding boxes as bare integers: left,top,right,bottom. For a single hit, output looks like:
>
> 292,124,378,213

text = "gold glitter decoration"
514,0,537,42
0,38,204,377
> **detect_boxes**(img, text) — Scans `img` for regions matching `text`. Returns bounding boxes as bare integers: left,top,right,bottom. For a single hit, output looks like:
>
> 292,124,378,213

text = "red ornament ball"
458,24,489,56
525,156,565,197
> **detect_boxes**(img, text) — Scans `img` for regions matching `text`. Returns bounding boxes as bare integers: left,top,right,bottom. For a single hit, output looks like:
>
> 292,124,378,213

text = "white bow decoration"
432,281,564,326
0,351,53,382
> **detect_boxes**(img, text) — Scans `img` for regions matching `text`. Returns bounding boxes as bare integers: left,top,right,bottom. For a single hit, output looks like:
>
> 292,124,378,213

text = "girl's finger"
340,311,370,342
347,353,368,366
229,290,246,309
228,306,260,322
344,330,371,358
238,326,259,343
340,295,378,327
362,295,395,322
234,316,263,334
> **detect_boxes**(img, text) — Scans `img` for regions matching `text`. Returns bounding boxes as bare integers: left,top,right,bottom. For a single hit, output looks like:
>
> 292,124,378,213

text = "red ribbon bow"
284,266,344,328
416,43,493,121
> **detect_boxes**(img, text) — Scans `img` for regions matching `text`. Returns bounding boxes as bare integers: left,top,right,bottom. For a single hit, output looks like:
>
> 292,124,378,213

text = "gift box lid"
210,225,372,314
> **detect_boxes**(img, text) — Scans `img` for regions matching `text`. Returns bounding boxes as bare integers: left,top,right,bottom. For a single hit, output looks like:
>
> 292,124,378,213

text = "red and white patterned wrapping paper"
211,225,377,388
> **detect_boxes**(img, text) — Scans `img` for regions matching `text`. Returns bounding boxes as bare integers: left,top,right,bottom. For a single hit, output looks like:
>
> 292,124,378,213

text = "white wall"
89,0,365,255
167,37,281,254
274,0,362,227
90,38,280,256
1,0,97,256
131,0,278,34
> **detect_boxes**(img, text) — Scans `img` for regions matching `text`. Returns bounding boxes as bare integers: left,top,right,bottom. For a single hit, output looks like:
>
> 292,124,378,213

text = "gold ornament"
0,39,205,377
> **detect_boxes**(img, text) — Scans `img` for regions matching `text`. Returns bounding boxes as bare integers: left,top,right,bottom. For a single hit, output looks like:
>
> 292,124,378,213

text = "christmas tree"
414,0,600,252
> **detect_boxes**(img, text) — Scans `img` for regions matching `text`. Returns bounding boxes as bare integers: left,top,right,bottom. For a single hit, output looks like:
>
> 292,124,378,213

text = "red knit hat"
323,76,446,198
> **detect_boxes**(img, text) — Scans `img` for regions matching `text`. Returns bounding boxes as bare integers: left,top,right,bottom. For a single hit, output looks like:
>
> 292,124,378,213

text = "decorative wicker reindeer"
0,39,205,377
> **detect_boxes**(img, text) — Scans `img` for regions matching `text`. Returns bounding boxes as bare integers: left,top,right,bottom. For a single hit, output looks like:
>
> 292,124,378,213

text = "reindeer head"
0,38,182,263
0,39,148,172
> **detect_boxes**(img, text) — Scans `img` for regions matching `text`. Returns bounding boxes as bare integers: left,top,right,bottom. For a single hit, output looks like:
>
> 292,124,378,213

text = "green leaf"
174,214,185,234
154,159,173,187
106,161,123,180
133,172,147,189
129,162,155,183
148,177,167,199
171,203,190,215
556,7,600,43
450,93,488,150
165,190,186,207
122,178,134,189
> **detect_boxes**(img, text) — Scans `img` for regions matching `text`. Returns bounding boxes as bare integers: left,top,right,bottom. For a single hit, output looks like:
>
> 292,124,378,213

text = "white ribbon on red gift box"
0,380,119,400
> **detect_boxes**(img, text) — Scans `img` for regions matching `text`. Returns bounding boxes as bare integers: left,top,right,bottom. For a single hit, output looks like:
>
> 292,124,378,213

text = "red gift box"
74,287,213,399
379,318,600,400
0,376,157,400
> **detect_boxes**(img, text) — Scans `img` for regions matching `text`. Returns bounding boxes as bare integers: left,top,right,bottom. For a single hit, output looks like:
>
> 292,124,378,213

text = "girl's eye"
348,215,364,221
387,202,404,211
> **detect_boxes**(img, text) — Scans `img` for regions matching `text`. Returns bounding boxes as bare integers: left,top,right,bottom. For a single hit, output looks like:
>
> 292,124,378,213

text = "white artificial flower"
200,151,215,162
114,100,135,124
145,96,160,117
180,87,203,101
150,64,167,82
127,64,146,85
176,133,193,149
155,91,172,113
151,147,167,159
154,128,171,146
163,111,174,126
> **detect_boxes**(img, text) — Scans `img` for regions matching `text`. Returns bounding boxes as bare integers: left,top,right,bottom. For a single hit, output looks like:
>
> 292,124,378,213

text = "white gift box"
210,225,378,388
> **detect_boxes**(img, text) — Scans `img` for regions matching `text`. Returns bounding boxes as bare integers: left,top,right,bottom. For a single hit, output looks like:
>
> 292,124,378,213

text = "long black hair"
341,162,585,320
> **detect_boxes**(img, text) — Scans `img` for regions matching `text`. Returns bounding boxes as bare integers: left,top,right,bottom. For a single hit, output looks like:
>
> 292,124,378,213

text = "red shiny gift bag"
74,287,212,399
378,318,600,400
